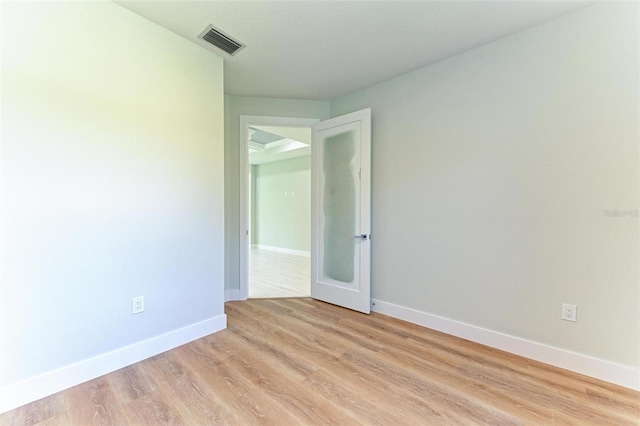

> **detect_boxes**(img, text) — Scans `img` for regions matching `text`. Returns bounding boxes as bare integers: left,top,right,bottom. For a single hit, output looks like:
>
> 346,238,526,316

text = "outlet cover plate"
561,303,576,322
132,296,144,314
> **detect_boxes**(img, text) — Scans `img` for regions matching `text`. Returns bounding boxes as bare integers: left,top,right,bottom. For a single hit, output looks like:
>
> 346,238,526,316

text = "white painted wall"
224,96,329,294
0,1,225,410
255,156,311,252
331,2,639,369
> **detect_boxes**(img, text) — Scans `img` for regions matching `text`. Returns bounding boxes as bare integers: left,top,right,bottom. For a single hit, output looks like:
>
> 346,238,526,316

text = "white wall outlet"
132,296,144,314
561,303,576,322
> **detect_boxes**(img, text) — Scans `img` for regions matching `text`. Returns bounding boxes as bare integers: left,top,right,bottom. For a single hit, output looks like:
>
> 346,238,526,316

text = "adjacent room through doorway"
246,124,312,298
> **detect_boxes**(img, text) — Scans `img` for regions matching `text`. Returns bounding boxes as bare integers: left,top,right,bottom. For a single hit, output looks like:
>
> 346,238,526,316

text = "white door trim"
238,115,320,300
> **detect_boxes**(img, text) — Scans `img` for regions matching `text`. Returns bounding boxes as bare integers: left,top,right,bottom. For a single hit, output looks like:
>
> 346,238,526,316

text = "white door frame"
238,115,320,300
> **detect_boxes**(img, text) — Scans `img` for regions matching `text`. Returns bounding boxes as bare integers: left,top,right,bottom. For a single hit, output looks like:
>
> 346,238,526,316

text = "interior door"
311,108,371,314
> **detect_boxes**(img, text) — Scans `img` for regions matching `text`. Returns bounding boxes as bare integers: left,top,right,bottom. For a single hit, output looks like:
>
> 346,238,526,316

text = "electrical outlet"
561,303,576,322
132,296,144,314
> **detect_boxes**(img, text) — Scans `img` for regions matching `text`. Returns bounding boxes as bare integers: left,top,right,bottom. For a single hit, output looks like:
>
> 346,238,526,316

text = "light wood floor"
2,298,638,425
249,248,310,298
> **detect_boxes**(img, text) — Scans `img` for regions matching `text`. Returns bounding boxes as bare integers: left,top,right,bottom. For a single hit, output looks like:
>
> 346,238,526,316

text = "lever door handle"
354,234,370,241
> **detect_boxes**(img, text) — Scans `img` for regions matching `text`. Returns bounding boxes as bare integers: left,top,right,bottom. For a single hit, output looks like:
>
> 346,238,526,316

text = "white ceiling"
116,1,591,101
249,126,311,165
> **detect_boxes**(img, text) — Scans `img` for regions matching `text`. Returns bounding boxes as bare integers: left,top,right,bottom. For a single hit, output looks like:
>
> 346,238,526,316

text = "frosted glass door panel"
322,129,358,285
311,108,371,314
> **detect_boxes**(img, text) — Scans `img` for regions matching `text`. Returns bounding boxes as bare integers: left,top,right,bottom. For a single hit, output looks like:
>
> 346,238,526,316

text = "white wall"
255,156,311,252
0,1,225,411
224,96,329,294
250,165,257,245
331,2,639,371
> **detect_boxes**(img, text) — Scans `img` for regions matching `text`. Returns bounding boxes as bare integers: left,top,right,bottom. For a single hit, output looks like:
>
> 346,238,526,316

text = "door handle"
354,234,370,241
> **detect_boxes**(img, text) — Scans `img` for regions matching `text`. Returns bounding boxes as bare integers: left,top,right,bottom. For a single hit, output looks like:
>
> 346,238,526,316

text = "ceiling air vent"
198,24,245,56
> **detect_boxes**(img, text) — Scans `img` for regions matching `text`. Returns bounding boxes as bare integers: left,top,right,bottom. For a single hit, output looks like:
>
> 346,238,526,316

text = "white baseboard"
371,299,639,391
225,288,242,302
253,244,310,258
0,314,227,414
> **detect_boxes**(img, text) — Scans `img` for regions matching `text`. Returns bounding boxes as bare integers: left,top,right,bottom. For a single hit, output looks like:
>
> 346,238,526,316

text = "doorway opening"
239,116,319,299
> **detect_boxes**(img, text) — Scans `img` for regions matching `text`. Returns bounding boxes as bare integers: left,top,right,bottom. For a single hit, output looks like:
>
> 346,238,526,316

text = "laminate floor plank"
225,351,359,425
105,364,157,405
248,249,310,299
180,335,315,425
64,378,129,426
1,393,66,426
224,301,353,359
245,300,384,353
2,298,638,425
31,414,71,426
143,352,235,425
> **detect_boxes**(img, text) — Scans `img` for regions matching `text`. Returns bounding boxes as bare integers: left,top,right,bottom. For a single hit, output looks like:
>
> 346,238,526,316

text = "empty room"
1,1,638,424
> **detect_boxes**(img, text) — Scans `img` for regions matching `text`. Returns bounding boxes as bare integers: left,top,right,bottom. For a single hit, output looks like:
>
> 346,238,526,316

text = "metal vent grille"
199,24,244,56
